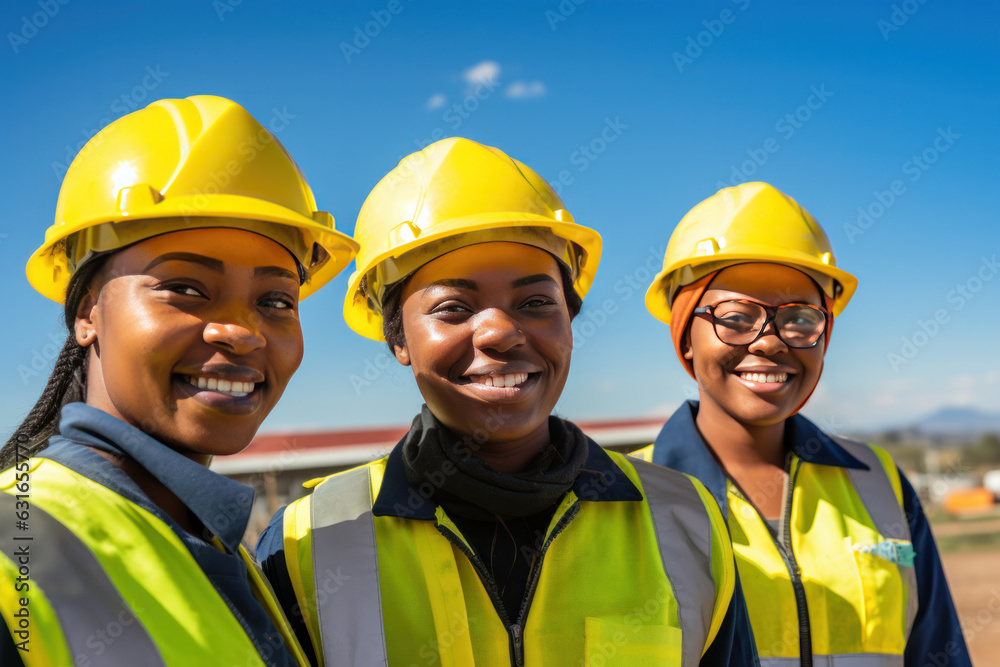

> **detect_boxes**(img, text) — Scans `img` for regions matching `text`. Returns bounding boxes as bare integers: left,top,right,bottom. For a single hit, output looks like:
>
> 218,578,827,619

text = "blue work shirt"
0,403,299,667
258,435,761,666
649,400,972,667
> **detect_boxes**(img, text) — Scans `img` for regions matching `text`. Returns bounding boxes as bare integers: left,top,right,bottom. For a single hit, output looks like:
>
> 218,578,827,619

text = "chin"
729,400,798,427
167,426,258,458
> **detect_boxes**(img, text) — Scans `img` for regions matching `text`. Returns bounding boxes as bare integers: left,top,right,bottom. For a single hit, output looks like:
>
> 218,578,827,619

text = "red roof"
239,416,666,457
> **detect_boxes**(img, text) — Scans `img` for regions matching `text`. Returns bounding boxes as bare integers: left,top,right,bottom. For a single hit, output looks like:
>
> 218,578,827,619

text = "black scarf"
402,405,590,521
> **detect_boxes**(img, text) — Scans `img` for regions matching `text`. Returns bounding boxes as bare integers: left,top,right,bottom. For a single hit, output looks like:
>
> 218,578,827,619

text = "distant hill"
908,407,1000,439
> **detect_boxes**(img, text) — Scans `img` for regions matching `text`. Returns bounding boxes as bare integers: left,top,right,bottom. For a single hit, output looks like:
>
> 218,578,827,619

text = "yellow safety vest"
634,437,917,666
282,449,736,666
0,457,309,667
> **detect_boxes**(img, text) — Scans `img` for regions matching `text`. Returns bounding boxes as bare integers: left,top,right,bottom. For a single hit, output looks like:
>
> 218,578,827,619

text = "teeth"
184,376,256,396
739,372,788,383
472,372,529,388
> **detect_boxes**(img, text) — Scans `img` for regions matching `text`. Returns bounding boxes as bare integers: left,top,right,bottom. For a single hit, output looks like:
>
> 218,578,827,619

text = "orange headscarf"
668,266,835,415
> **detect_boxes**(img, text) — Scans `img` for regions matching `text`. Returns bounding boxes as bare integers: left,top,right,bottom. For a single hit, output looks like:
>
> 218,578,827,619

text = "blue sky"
1,0,997,437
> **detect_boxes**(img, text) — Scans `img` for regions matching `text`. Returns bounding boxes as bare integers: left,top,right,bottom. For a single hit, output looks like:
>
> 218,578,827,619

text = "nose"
203,308,266,355
472,308,526,354
748,317,788,355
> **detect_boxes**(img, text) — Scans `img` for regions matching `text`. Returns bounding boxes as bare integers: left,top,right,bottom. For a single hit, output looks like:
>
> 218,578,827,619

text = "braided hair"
0,258,108,469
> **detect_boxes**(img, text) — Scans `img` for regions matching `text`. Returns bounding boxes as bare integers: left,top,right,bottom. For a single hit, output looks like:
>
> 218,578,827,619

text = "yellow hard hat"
645,182,857,322
344,137,603,341
27,95,359,304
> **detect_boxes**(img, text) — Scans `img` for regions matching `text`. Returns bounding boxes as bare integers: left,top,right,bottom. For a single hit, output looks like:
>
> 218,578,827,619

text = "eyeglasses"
692,300,829,349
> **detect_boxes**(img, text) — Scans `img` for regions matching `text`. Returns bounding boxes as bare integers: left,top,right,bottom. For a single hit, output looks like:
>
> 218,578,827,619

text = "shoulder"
628,443,655,462
1,456,120,510
617,454,729,542
256,506,287,563
619,451,717,497
829,435,905,505
280,457,391,529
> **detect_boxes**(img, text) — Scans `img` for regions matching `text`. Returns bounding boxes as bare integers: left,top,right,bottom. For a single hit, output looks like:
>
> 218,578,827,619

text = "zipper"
436,502,580,666
777,458,812,667
514,504,579,625
436,524,512,625
509,623,524,667
728,457,812,665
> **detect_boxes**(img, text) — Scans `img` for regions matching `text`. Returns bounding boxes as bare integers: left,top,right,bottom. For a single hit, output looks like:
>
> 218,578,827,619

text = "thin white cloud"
425,93,446,110
505,80,547,100
463,60,501,86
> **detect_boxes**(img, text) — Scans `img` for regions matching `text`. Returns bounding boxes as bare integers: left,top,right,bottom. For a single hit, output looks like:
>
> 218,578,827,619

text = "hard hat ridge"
645,181,857,323
28,95,358,304
343,137,603,341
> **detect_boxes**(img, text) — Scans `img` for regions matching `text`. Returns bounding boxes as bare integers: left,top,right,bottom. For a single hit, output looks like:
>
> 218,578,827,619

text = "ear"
74,288,99,348
393,343,411,366
681,330,694,360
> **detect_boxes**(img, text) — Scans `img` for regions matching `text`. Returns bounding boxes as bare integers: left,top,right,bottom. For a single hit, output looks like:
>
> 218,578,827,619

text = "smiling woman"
393,243,576,469
78,230,306,459
257,137,759,666
636,182,972,666
0,96,357,667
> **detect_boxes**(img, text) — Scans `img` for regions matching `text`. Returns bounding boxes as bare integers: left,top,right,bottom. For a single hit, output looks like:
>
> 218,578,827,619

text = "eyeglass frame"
692,299,830,349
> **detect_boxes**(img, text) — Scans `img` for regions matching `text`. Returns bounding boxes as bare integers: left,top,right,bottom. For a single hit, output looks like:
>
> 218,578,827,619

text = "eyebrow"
144,253,223,273
144,253,297,282
424,274,558,293
512,274,558,289
424,278,478,292
254,265,299,282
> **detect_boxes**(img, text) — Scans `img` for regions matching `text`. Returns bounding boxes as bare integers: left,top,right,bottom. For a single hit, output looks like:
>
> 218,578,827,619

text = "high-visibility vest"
634,437,918,666
282,449,736,666
0,457,309,667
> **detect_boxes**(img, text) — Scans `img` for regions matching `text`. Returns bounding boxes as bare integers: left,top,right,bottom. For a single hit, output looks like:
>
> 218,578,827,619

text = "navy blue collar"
373,433,642,520
651,401,868,513
49,403,255,553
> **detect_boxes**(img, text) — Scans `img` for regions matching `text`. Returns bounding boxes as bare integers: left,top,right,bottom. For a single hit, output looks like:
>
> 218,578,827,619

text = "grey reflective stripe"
761,653,903,666
834,438,910,541
833,437,919,640
632,460,716,667
0,492,165,666
310,466,389,667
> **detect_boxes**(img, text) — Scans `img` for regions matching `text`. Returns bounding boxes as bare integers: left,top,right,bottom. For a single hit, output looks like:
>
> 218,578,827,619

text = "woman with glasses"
634,182,969,666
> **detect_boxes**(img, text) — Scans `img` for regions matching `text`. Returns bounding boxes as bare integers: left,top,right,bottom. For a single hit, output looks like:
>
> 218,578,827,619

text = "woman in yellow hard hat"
257,137,759,666
0,96,357,666
636,182,970,665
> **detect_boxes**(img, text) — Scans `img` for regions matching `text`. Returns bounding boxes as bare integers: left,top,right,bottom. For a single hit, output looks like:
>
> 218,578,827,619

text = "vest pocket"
851,540,910,652
584,617,682,665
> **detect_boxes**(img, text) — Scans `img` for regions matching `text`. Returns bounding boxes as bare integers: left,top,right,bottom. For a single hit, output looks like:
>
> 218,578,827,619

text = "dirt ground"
940,550,1000,665
933,519,1000,538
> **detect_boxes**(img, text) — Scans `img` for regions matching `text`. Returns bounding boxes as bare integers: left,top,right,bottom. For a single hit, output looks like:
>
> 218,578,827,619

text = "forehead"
407,242,561,286
111,228,297,270
704,263,823,305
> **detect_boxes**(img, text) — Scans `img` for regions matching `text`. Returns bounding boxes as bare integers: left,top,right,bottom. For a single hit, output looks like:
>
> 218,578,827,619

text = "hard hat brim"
27,194,359,304
344,214,602,341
